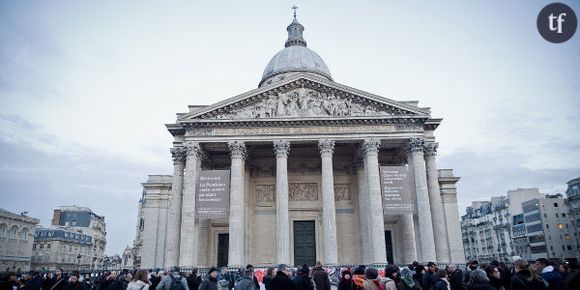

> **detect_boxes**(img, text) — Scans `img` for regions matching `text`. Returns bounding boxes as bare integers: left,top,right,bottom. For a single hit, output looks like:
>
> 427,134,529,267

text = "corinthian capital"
273,140,290,157
362,138,381,155
228,141,247,159
318,139,335,155
184,141,203,159
170,147,186,164
424,142,438,157
406,137,425,155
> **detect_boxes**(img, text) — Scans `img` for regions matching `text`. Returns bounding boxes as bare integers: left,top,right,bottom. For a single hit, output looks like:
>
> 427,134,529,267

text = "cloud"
439,148,580,213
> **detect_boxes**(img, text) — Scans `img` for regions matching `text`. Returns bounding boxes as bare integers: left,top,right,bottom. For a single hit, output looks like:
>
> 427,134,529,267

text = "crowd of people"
0,258,578,290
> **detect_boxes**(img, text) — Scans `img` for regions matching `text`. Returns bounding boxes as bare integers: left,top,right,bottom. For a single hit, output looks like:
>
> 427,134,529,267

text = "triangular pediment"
179,74,431,123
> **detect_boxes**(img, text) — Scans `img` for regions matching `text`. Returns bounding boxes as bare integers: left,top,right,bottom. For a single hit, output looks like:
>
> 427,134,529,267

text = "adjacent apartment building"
0,209,39,273
461,186,578,262
566,177,580,259
31,228,93,271
51,206,106,269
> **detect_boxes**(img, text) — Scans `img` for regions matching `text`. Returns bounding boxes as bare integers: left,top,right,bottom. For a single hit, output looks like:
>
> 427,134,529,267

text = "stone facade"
31,228,93,272
0,209,39,273
51,206,106,269
135,15,465,268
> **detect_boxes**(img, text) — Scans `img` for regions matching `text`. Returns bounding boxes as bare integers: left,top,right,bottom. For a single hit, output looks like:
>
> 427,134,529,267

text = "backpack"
169,276,186,290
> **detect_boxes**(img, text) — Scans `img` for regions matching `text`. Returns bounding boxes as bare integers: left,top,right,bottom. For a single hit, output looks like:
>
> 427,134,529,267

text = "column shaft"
179,142,202,267
400,214,418,263
408,138,436,262
165,147,185,267
363,138,387,264
228,141,246,266
274,140,290,264
356,160,371,264
424,142,450,262
319,139,338,264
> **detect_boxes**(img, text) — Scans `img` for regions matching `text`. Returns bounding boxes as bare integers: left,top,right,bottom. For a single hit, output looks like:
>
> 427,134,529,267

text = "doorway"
294,221,316,266
217,233,229,267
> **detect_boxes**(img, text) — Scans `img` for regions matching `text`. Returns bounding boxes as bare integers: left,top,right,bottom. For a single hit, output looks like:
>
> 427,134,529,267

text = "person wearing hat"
338,270,354,290
199,268,218,290
292,265,314,290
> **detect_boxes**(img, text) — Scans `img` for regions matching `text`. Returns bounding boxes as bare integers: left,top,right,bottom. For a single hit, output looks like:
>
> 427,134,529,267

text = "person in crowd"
398,267,421,290
185,269,201,290
65,273,87,290
353,266,367,290
127,270,151,290
0,272,17,290
414,266,426,290
338,269,354,290
446,264,463,290
217,267,234,290
149,272,161,290
45,269,68,290
466,270,495,290
244,265,259,290
198,268,218,290
263,267,276,290
382,266,399,290
312,261,331,290
557,264,569,281
269,264,296,290
20,272,42,290
463,261,480,290
534,258,562,290
510,259,547,290
424,262,439,290
562,270,579,290
432,270,450,290
156,267,189,290
484,266,503,290
362,268,382,290
292,265,314,290
497,263,511,290
234,268,256,290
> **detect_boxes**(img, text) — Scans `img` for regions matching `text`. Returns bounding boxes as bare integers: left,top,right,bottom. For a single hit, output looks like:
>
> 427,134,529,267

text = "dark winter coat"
270,271,296,290
312,267,331,290
262,277,273,290
45,276,68,290
433,279,449,290
234,277,255,290
64,282,88,290
423,272,437,290
186,276,202,290
466,282,496,290
339,278,355,290
539,269,562,290
449,270,464,290
198,277,218,290
21,276,43,290
293,275,314,290
510,270,547,290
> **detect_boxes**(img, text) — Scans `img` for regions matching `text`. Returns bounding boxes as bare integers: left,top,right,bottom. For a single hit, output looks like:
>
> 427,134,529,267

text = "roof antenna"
291,5,298,19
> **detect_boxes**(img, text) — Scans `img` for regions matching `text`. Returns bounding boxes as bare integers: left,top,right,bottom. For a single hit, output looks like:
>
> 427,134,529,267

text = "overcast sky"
1,1,579,256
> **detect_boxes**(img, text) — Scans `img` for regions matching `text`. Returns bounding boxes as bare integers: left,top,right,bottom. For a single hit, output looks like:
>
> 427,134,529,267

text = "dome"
259,16,332,86
260,46,332,85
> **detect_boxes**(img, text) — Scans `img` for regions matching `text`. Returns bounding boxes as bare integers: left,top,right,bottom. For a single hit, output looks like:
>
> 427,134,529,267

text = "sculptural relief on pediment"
212,88,395,119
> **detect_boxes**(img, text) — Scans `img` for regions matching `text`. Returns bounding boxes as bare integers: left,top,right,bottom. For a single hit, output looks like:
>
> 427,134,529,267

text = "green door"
294,221,316,266
217,233,229,267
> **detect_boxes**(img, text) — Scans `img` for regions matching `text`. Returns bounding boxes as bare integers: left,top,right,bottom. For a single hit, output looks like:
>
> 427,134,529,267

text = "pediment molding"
179,76,431,123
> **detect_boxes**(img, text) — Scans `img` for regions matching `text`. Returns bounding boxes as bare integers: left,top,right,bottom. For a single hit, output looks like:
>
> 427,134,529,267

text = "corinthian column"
273,140,290,264
407,138,436,262
362,138,387,264
228,141,246,266
319,139,338,265
179,142,203,267
165,147,185,267
424,142,450,262
355,149,371,264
